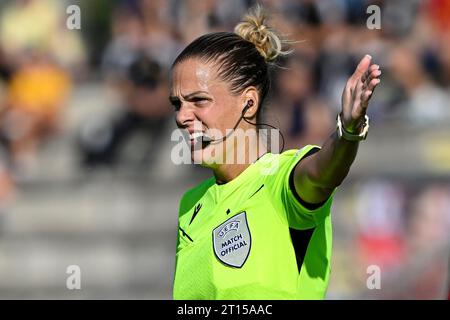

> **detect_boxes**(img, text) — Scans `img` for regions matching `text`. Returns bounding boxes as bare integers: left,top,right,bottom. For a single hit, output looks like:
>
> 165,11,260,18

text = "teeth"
190,132,204,140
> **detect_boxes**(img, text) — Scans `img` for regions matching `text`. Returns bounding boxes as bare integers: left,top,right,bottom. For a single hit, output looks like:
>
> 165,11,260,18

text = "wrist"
340,113,365,134
337,114,370,142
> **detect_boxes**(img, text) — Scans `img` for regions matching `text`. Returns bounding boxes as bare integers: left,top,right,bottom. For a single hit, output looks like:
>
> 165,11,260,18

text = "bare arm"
294,55,381,204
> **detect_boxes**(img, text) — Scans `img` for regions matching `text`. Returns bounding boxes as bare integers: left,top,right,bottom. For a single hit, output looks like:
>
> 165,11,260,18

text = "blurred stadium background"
0,0,449,299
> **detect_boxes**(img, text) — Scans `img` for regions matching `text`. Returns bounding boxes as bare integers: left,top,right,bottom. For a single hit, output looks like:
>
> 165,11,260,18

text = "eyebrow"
169,91,210,101
169,96,179,104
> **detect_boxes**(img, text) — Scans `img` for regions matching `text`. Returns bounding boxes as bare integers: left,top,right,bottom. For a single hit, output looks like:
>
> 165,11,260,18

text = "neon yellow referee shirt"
173,145,334,300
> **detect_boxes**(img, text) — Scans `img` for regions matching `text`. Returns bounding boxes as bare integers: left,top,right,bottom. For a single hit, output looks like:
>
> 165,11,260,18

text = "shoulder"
282,145,321,161
179,176,215,216
260,145,321,179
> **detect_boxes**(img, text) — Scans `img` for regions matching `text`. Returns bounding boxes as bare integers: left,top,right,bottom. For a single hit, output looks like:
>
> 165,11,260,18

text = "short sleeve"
264,145,335,230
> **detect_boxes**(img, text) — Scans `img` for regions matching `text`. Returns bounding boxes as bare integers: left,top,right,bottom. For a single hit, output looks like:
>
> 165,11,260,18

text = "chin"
191,149,221,168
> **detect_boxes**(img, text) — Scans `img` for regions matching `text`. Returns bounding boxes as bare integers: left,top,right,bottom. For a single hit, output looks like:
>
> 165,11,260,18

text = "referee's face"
170,58,246,166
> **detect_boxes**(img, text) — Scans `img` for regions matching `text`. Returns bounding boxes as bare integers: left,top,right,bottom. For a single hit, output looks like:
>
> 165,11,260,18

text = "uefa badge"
212,212,252,268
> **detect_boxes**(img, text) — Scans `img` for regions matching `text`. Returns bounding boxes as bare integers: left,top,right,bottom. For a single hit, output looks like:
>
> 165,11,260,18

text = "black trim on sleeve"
189,203,202,225
289,227,315,274
179,227,194,242
289,147,327,211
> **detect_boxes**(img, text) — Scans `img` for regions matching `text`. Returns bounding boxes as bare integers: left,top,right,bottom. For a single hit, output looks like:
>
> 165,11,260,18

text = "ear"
240,86,259,118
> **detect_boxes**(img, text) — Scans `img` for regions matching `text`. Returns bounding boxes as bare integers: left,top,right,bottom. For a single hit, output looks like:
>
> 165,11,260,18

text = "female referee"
170,6,381,300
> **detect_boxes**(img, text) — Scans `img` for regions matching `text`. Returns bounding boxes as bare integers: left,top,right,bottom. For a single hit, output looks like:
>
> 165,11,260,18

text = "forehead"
171,58,221,94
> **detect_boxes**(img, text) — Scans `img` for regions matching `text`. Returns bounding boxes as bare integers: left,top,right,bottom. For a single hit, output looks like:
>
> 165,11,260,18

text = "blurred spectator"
0,53,70,173
102,0,182,81
274,54,334,149
79,54,170,168
101,4,147,83
275,56,315,143
391,185,450,299
407,185,450,254
139,0,183,69
0,0,60,67
354,181,407,272
388,44,450,126
0,47,12,83
0,0,86,175
426,0,450,34
0,0,86,73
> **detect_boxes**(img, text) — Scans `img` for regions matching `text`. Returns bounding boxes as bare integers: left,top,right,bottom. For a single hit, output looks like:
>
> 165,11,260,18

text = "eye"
169,98,181,111
192,97,210,106
172,102,181,111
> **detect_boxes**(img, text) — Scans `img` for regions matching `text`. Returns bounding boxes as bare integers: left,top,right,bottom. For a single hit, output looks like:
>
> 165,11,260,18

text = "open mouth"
189,132,212,149
189,132,205,142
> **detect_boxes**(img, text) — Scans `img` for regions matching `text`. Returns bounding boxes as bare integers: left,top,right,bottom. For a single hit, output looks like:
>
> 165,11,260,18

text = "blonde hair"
173,5,288,114
234,5,292,62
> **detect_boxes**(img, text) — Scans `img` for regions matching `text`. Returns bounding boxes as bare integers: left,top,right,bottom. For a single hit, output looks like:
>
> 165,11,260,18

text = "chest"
173,185,298,299
177,183,282,252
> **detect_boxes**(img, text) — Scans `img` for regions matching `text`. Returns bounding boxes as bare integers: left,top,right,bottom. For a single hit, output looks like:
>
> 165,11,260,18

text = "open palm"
341,55,381,133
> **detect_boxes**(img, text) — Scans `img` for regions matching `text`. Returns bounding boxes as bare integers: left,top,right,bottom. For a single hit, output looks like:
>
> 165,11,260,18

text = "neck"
213,142,267,185
214,163,250,185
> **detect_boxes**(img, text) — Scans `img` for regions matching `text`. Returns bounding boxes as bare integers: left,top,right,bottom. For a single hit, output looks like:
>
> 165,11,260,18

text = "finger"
361,64,379,86
366,78,381,92
361,90,373,108
370,64,380,71
353,74,365,101
367,64,379,76
351,79,365,113
350,54,372,84
361,78,381,104
361,78,380,106
363,66,381,85
364,69,381,88
359,88,372,111
361,70,369,84
368,65,380,81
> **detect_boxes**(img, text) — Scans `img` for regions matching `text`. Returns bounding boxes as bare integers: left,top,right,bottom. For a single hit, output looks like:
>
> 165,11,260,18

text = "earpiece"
242,100,254,116
195,98,284,153
197,99,255,145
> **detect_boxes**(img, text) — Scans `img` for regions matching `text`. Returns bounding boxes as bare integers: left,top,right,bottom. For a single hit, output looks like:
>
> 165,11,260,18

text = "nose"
175,103,196,128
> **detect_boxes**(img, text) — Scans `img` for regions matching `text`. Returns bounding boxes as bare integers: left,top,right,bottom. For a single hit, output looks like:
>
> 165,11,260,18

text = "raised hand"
341,55,381,134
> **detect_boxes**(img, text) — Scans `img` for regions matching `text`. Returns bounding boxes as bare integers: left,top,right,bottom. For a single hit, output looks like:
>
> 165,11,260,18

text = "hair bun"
234,5,290,62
